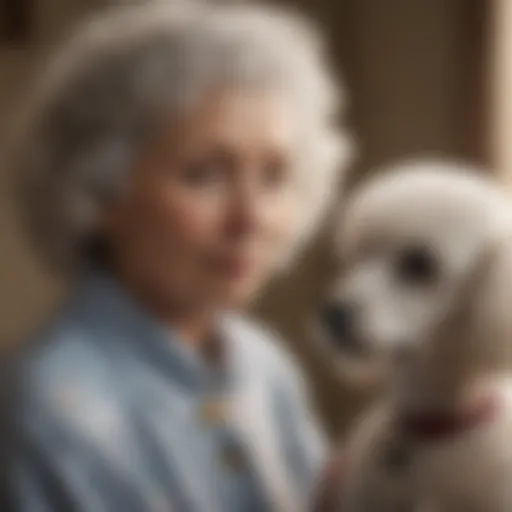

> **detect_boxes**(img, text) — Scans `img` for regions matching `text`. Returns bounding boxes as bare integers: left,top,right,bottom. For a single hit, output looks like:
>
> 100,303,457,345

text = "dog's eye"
394,246,439,285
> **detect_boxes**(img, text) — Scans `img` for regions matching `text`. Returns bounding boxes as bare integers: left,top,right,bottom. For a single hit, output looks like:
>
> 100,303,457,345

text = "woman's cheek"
156,197,223,259
265,194,299,245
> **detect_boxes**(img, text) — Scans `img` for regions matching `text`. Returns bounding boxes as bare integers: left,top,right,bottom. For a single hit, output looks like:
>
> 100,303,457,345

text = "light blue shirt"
0,270,326,511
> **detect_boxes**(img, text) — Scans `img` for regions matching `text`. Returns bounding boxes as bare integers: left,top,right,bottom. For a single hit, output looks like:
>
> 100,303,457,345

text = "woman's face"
103,90,300,311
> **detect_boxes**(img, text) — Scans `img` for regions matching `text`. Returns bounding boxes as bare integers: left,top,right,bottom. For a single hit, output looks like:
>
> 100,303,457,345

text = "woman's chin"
209,279,263,310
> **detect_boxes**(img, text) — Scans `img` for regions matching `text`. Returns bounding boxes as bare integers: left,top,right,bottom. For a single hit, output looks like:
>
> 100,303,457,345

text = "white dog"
319,160,512,512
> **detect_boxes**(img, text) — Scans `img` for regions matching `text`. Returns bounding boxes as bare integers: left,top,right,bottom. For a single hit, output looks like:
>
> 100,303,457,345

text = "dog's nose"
320,300,357,341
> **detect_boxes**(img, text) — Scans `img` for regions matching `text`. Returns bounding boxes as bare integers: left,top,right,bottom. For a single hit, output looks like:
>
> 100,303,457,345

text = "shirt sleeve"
0,388,79,512
0,405,171,512
0,437,79,512
0,378,165,512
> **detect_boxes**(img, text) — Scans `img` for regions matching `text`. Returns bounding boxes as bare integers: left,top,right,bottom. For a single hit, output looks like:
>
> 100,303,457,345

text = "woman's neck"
114,265,220,357
145,293,224,366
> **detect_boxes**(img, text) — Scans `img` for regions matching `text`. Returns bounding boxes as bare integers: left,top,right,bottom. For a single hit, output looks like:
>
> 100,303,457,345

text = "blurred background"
0,0,504,437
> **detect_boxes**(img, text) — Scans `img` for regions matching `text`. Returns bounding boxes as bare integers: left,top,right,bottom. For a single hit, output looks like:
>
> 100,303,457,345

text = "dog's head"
320,160,512,373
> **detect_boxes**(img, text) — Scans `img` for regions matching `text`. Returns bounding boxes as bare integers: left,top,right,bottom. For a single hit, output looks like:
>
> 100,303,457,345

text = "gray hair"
12,0,351,274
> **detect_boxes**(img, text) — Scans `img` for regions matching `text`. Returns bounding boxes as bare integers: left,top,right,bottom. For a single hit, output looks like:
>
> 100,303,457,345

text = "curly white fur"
328,160,512,512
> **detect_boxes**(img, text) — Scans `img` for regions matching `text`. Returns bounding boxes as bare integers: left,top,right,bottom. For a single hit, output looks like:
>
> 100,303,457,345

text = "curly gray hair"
12,0,351,274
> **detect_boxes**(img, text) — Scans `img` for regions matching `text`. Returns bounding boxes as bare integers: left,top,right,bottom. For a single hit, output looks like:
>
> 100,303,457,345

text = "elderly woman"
1,1,350,511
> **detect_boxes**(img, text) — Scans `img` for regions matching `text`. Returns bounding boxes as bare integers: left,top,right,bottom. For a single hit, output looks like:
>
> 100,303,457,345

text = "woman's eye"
182,162,224,185
262,157,289,189
180,148,236,187
181,153,234,187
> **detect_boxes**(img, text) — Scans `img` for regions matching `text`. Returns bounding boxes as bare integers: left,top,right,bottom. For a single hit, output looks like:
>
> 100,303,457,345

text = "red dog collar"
399,394,500,442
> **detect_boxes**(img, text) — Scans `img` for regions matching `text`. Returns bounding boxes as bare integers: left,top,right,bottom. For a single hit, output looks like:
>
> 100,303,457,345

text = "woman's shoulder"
13,304,105,377
4,302,117,436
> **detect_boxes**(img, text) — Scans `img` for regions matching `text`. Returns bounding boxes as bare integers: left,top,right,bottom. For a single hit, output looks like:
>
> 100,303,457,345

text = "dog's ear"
469,237,512,371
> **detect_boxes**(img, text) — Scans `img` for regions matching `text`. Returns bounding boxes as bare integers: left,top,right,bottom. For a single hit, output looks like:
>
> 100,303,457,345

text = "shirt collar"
70,267,244,393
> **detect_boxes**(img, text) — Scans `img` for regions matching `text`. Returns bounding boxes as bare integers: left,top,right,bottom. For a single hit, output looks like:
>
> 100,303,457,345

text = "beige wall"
1,0,103,345
0,0,488,436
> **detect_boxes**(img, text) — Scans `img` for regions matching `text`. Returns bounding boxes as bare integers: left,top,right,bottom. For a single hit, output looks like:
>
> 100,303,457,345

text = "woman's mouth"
209,255,256,279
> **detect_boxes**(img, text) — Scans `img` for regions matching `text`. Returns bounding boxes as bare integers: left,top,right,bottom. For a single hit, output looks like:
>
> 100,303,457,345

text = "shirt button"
199,398,227,426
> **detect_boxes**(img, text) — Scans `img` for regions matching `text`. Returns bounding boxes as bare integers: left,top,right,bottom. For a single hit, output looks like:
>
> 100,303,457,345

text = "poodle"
319,160,512,512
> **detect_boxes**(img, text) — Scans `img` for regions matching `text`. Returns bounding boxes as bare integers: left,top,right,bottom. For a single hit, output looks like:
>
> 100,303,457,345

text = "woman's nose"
227,187,266,238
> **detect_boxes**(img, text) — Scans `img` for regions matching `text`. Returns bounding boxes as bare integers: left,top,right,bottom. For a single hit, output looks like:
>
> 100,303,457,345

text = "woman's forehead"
157,89,298,155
